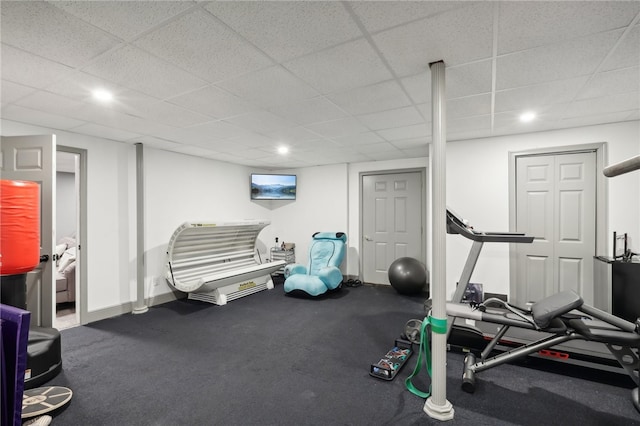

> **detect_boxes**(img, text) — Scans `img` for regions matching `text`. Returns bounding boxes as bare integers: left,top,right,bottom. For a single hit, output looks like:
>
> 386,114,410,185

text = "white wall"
347,158,429,279
56,172,76,238
3,118,638,322
2,119,137,313
445,121,640,299
143,148,274,299
271,163,349,270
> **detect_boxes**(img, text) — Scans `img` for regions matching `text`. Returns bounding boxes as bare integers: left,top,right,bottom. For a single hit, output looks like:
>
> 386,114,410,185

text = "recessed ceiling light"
92,89,113,102
277,146,289,155
519,111,536,123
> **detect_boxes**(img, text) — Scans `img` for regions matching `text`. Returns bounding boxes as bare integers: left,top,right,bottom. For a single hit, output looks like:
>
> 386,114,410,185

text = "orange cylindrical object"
0,180,40,275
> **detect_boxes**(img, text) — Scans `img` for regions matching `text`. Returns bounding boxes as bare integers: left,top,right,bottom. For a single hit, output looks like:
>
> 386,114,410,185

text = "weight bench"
446,290,640,411
165,220,285,305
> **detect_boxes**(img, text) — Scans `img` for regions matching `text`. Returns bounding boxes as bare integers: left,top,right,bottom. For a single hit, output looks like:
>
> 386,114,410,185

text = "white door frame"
508,143,607,300
57,145,88,325
359,168,427,283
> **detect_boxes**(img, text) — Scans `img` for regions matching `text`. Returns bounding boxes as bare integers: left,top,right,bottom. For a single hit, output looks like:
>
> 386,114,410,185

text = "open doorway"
55,149,81,329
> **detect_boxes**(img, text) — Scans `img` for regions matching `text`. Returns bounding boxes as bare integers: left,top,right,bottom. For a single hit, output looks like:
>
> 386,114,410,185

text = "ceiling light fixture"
92,88,113,102
519,111,536,123
277,146,289,155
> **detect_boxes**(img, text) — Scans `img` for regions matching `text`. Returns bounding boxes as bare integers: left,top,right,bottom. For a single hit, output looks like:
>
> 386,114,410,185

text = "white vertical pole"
133,142,148,314
424,60,454,420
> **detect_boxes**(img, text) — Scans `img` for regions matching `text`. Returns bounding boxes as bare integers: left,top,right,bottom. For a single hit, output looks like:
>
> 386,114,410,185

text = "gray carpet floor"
44,284,640,425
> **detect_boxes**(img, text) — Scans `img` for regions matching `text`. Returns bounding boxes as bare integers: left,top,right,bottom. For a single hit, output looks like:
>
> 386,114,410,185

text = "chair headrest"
312,232,347,243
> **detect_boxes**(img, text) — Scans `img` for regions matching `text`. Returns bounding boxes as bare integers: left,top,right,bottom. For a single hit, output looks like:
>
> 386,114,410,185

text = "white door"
514,152,596,305
362,171,423,285
1,135,56,327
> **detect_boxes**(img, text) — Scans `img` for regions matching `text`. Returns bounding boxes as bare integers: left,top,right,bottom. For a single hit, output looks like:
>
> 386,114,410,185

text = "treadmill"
444,208,627,374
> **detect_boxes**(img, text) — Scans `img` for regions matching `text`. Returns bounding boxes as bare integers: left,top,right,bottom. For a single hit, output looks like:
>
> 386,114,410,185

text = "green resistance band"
405,316,447,399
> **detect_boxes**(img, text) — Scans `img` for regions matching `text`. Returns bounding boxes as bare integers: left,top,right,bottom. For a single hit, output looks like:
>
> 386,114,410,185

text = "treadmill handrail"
446,209,534,243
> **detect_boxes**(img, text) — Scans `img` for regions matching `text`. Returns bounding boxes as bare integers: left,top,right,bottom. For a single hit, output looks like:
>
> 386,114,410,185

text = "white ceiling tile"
323,150,372,163
376,124,429,141
447,94,492,119
225,132,277,149
358,106,424,131
447,114,491,134
131,136,183,151
1,104,85,130
264,126,322,143
1,2,120,68
71,123,141,141
135,10,272,83
290,138,340,152
326,80,412,115
169,144,220,157
205,1,361,63
366,150,408,161
268,97,348,126
496,30,623,90
1,81,37,105
401,146,430,158
373,3,494,76
292,149,359,165
1,44,75,89
353,141,400,154
399,73,430,104
401,60,493,104
601,25,640,71
304,117,370,138
225,110,297,134
498,2,640,55
216,66,319,108
563,92,640,119
1,2,637,168
83,45,207,99
333,132,384,146
495,77,589,113
167,85,257,119
15,90,86,117
448,128,495,141
350,1,469,34
626,110,640,121
284,38,394,94
416,103,430,121
578,67,640,100
555,110,638,130
162,120,251,144
45,71,136,105
493,105,565,131
226,148,272,160
389,137,428,150
50,1,194,41
446,61,494,99
203,152,245,164
123,100,213,128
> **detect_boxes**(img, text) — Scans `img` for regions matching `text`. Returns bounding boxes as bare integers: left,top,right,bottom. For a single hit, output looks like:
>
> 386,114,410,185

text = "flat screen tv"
251,173,297,200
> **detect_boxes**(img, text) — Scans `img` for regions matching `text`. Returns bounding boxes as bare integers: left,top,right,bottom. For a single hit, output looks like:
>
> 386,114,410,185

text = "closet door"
514,151,596,305
1,135,57,327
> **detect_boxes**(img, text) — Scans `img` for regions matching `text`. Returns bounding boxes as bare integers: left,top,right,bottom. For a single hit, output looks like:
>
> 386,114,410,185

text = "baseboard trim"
82,290,186,325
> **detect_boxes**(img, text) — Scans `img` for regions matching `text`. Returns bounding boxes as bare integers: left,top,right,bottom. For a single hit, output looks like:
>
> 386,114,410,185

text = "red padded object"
0,180,40,275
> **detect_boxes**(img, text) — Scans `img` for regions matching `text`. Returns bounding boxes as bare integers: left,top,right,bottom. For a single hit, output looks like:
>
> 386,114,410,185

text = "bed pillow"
57,247,76,273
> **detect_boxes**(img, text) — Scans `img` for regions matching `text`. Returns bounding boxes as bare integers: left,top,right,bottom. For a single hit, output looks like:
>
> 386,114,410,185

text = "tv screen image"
251,174,297,200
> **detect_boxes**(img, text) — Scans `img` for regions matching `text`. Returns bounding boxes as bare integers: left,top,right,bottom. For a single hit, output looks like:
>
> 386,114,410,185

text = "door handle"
364,236,373,241
40,254,50,263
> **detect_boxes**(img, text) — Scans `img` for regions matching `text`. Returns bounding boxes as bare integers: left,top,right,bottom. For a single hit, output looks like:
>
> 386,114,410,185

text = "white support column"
133,143,149,314
424,60,454,420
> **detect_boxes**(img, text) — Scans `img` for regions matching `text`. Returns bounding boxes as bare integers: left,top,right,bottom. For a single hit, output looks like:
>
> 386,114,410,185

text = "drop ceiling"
1,1,639,169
